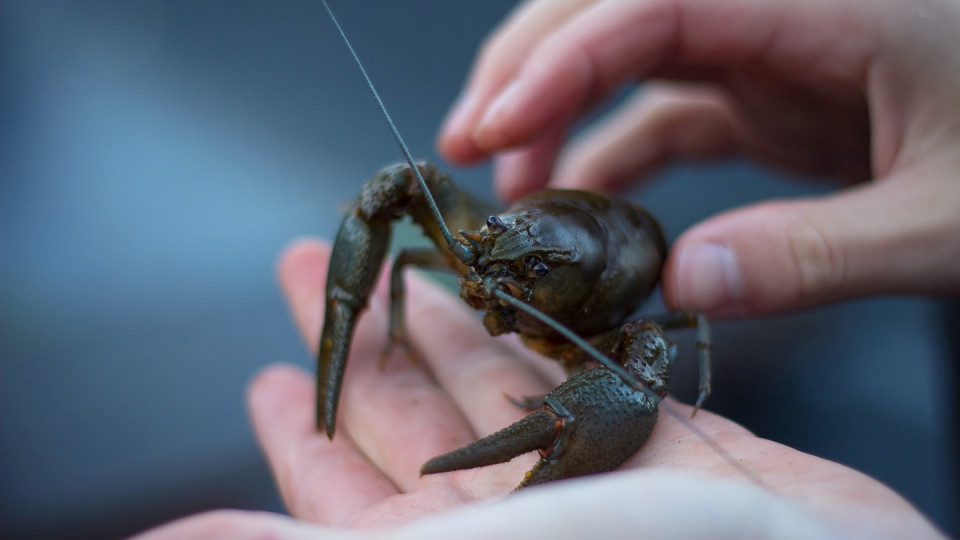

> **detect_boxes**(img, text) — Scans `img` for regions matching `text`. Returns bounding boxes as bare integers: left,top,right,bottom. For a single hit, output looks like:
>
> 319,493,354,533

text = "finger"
401,271,558,438
277,238,329,351
333,284,483,494
494,333,567,389
249,364,399,524
269,240,400,523
555,82,873,192
277,239,479,495
662,158,960,316
492,126,568,200
466,0,874,155
131,509,342,540
389,270,561,492
623,400,940,539
438,0,593,165
390,470,851,539
625,397,758,478
552,84,739,192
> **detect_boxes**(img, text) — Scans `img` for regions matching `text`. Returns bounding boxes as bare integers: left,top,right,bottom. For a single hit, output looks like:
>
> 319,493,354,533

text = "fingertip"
437,133,490,166
248,363,312,410
663,240,745,316
663,203,801,317
662,199,855,317
437,92,492,165
247,364,313,434
277,238,331,291
471,67,587,156
276,238,332,346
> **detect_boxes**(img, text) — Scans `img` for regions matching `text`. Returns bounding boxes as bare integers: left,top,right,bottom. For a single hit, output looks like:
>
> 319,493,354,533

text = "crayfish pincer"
421,321,675,487
317,161,713,488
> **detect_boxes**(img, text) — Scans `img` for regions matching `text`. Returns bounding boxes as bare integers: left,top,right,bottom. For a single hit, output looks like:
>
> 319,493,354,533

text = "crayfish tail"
421,411,558,475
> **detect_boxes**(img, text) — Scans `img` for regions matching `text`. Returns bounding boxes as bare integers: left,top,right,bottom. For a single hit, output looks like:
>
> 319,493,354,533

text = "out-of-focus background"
1,1,957,538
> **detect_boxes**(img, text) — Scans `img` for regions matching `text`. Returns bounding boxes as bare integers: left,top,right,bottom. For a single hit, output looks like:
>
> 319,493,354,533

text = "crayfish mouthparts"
485,277,526,302
456,275,530,337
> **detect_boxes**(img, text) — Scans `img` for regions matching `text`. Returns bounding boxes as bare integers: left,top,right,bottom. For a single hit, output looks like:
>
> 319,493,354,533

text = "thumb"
662,172,960,317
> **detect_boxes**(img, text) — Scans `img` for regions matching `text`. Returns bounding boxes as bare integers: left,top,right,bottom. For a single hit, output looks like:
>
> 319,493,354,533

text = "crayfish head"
456,201,609,338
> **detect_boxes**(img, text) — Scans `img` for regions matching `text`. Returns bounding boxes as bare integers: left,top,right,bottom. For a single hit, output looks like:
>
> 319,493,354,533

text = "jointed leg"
382,247,457,364
646,310,711,414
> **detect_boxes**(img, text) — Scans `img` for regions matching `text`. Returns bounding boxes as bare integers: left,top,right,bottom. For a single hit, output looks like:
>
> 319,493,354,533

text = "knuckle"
784,211,845,300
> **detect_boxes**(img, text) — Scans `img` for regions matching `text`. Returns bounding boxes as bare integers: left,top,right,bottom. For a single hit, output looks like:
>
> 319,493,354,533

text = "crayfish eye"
486,215,507,234
525,256,549,277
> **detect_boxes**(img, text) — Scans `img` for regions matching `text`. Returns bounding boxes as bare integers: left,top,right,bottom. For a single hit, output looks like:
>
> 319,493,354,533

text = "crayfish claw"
317,295,360,439
424,363,663,488
502,392,545,411
421,411,558,476
317,207,392,438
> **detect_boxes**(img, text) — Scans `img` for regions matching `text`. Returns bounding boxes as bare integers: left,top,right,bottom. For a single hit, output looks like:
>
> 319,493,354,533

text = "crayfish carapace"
318,1,712,489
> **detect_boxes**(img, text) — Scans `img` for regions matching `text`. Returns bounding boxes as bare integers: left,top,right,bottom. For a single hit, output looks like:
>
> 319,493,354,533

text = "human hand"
437,0,960,317
134,239,942,539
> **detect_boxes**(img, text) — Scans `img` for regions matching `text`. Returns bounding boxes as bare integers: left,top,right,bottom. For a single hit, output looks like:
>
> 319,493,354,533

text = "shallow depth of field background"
1,1,957,538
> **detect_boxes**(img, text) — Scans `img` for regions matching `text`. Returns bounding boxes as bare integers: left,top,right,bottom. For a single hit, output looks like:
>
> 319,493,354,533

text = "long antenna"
319,0,641,393
320,0,455,248
494,290,639,393
321,0,764,489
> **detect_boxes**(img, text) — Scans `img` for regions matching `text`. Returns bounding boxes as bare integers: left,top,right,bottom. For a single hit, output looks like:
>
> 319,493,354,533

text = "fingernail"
676,243,743,310
475,80,520,144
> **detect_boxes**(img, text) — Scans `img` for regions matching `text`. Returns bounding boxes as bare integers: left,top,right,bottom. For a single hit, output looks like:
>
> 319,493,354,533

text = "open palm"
137,238,941,539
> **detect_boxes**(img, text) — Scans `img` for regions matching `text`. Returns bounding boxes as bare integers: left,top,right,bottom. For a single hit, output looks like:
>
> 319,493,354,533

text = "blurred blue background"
1,1,957,538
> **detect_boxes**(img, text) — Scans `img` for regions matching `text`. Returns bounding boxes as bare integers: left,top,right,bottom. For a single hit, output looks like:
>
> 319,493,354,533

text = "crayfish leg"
379,247,455,367
645,310,712,415
318,162,500,438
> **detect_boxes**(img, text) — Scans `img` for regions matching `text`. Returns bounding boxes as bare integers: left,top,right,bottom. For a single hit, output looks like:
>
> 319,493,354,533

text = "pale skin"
137,0,958,537
438,0,960,317
136,240,943,539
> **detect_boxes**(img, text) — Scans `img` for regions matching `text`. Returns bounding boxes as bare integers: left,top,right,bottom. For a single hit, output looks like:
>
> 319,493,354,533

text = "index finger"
440,0,874,160
438,0,593,164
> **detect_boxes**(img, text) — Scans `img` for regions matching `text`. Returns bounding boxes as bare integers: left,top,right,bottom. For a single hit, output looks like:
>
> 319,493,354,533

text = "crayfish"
317,1,712,489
